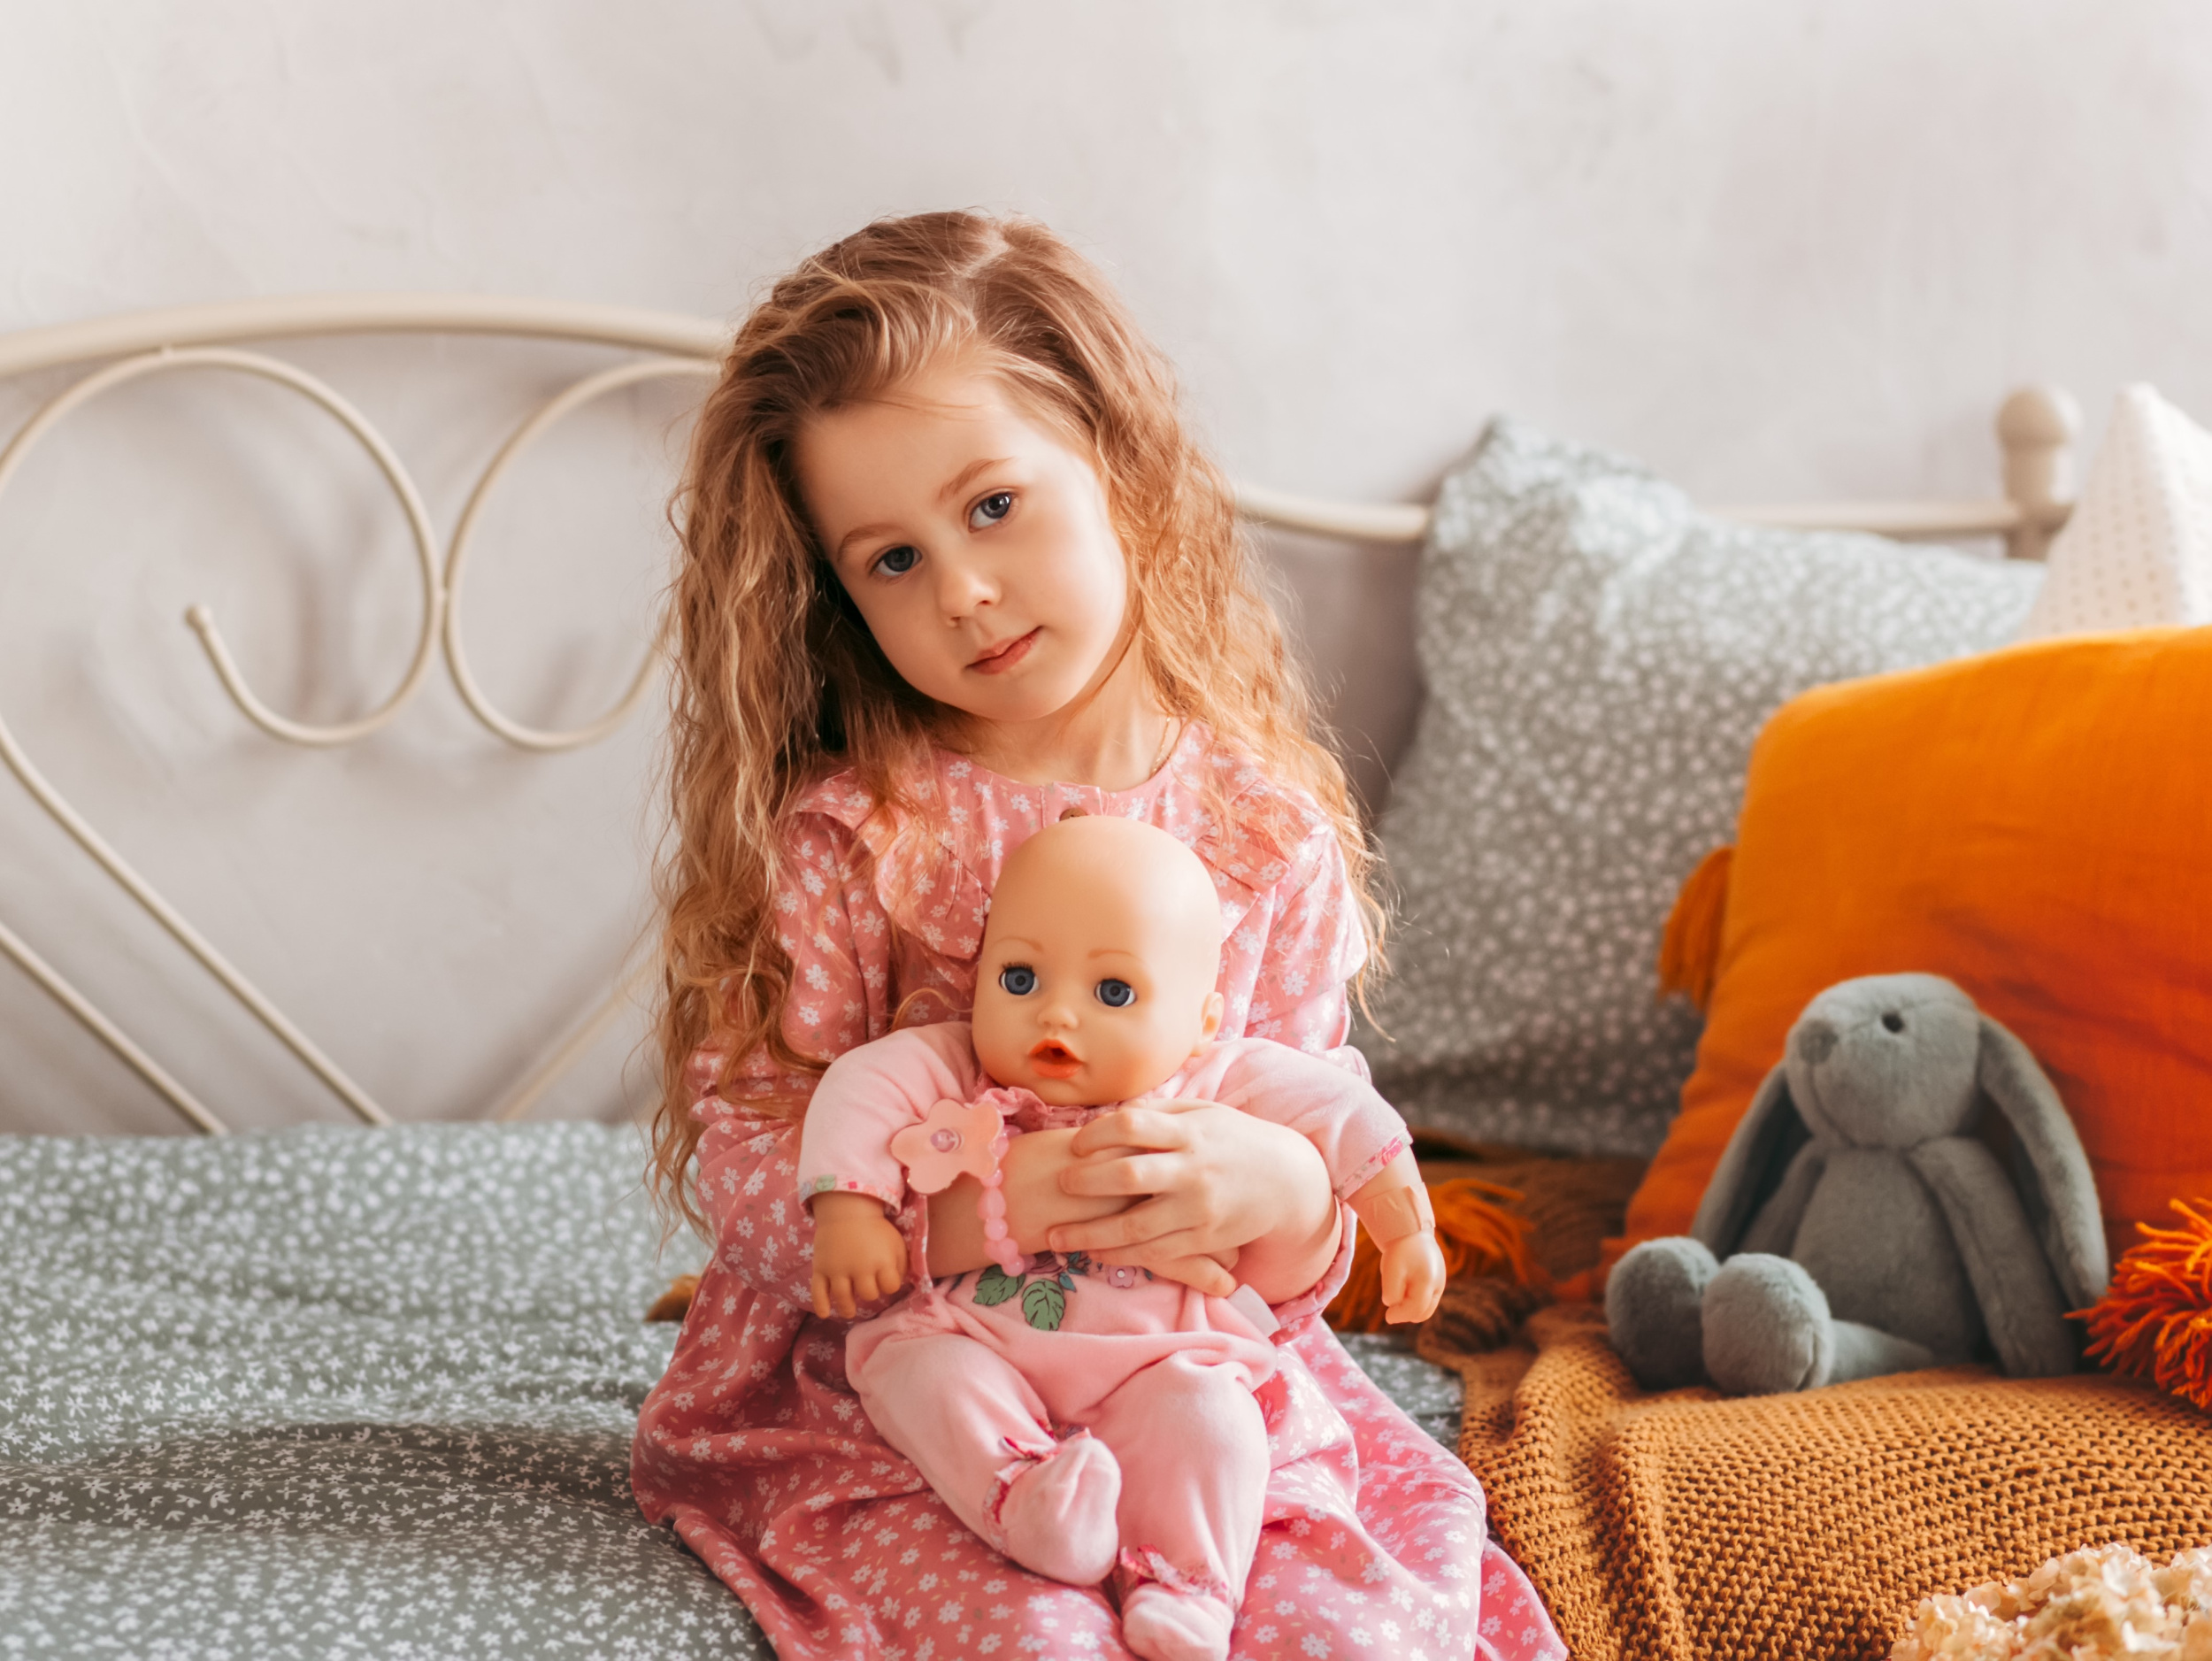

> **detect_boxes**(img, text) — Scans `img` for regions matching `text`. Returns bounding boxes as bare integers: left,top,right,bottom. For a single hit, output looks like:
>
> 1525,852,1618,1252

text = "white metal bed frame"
0,296,2081,1136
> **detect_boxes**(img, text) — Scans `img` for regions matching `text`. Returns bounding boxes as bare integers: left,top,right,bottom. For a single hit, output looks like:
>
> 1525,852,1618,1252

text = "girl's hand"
810,1193,909,1319
925,1128,1131,1280
1046,1102,1340,1302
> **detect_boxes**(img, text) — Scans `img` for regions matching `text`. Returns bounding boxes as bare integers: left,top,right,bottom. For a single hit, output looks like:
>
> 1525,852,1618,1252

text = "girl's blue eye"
969,492,1013,530
999,965,1037,996
875,545,919,576
1094,979,1135,1009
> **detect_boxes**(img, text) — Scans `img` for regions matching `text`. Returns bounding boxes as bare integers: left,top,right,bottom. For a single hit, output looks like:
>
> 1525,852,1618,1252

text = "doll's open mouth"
1028,1039,1082,1079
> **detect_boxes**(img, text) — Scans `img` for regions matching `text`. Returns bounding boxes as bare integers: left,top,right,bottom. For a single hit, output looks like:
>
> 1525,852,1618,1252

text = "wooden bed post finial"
1995,385,2080,561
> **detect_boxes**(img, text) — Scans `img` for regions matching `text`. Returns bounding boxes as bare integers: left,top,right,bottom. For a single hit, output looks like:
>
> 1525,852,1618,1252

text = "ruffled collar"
788,725,1325,962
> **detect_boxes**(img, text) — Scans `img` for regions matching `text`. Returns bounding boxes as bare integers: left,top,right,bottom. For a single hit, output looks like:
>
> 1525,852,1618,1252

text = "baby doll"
797,815,1444,1661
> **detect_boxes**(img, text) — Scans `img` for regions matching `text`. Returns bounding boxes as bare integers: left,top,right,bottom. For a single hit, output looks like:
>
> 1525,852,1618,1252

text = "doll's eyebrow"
939,458,1011,504
992,934,1041,952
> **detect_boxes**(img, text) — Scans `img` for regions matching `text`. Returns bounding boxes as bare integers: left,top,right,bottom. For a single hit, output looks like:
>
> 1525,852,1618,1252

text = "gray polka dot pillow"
1355,418,2041,1157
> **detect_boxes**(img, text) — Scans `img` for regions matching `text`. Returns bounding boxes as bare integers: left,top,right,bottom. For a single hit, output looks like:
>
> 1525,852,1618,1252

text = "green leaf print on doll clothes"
960,1250,1147,1332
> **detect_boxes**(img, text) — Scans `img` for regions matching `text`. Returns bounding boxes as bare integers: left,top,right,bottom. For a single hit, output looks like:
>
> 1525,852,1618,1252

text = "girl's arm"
924,1129,1141,1278
1247,823,1370,1066
1042,1104,1340,1302
692,1105,823,1313
692,811,901,1310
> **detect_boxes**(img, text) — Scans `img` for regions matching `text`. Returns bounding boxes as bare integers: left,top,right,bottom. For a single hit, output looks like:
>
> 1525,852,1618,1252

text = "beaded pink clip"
972,1123,1023,1277
889,1097,1025,1276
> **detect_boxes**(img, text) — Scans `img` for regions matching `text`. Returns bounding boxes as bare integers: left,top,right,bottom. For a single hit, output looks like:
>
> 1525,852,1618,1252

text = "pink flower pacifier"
889,1097,1024,1275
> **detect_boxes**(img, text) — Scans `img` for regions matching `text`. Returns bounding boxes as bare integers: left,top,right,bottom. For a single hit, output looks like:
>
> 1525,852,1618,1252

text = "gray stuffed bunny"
1607,973,2110,1396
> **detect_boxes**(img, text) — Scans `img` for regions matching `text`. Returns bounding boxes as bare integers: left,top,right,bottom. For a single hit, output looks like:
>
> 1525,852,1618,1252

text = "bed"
0,297,2087,1658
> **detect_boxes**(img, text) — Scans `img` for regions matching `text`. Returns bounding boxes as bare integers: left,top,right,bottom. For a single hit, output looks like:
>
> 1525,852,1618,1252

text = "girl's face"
795,362,1132,729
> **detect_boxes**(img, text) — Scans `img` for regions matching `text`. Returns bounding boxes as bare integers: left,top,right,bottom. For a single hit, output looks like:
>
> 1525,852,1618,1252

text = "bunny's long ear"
1690,1062,1811,1257
1976,1016,2109,1310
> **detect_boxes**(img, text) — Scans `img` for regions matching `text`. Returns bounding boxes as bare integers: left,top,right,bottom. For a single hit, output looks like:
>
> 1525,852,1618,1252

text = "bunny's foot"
1701,1253,1835,1394
1606,1236,1718,1389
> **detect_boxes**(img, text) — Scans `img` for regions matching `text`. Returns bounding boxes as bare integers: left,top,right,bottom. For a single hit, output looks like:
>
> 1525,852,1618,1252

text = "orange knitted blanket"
1442,1304,2212,1661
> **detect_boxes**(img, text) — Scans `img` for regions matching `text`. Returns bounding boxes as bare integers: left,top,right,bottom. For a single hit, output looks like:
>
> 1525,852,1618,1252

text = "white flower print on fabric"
1359,418,2039,1157
0,1124,766,1658
634,728,1565,1658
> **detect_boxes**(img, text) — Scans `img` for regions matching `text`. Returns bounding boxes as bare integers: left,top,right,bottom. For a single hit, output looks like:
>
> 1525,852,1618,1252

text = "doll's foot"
995,1434,1121,1586
1119,1583,1234,1661
1606,1236,1718,1389
1701,1252,1834,1395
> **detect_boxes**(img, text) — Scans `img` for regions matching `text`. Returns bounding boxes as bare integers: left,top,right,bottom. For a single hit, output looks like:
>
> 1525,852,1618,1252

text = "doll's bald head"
972,817,1226,1105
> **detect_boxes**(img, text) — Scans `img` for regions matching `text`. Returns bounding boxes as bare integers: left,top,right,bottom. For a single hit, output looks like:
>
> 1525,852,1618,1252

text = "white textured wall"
4,1,2208,1134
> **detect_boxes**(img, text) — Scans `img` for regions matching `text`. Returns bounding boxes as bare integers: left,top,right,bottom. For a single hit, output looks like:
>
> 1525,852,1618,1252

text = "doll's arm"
1348,1151,1446,1325
794,1024,984,1210
1205,1040,1443,1321
796,1024,983,1317
1202,1039,1413,1201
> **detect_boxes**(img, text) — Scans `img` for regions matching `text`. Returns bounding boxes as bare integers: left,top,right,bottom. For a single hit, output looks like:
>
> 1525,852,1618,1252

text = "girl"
631,211,1565,1661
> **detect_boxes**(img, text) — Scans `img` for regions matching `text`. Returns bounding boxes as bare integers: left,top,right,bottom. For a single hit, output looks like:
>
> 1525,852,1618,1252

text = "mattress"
0,1121,1461,1658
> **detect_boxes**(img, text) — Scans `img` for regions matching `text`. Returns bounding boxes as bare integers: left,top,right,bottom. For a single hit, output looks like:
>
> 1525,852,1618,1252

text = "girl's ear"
1193,990,1225,1054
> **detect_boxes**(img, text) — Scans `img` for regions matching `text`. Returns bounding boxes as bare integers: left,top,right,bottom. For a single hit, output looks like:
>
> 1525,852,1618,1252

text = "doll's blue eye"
1094,979,1136,1009
999,965,1037,996
875,544,919,576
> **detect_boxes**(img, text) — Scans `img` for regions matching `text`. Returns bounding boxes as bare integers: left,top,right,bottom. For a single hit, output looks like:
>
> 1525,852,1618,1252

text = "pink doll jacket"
796,1021,1410,1386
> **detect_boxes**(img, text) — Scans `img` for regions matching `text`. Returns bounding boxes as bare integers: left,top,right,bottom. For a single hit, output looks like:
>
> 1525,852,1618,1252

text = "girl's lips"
969,627,1040,675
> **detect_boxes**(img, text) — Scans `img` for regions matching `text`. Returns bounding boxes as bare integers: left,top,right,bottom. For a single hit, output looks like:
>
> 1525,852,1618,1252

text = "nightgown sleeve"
1253,822,1371,1066
686,809,899,1309
1245,823,1378,1324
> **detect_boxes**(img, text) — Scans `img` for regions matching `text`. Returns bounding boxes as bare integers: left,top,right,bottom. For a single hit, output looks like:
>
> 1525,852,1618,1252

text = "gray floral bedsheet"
0,1123,1460,1658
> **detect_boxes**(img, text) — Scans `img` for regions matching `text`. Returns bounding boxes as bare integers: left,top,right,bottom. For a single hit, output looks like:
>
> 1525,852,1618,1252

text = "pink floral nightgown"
630,727,1567,1661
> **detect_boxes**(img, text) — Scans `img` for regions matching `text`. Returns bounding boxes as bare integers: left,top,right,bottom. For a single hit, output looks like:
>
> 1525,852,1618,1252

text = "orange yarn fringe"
645,1273,700,1324
1325,1177,1548,1334
1655,844,1733,1012
2079,1198,2212,1411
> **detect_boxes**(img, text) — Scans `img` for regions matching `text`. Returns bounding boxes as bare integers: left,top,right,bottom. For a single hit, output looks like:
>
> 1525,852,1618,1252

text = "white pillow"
2019,384,2212,638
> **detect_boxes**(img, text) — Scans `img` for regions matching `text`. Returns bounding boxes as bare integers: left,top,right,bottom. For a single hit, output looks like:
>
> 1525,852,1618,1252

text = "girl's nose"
934,552,997,622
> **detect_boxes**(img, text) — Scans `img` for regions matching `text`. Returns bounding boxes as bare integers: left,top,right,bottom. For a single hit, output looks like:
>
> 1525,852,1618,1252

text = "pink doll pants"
848,1289,1275,1610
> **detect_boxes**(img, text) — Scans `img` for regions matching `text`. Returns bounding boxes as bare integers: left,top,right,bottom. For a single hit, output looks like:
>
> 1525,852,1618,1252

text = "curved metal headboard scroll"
0,294,2084,1135
0,296,731,1134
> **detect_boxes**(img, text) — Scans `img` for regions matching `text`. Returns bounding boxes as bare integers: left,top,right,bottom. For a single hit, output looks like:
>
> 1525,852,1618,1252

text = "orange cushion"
1609,628,2212,1275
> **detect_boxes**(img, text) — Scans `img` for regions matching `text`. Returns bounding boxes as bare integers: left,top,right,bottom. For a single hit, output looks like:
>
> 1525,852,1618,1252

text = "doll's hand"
810,1192,909,1319
1379,1231,1448,1325
1349,1152,1446,1323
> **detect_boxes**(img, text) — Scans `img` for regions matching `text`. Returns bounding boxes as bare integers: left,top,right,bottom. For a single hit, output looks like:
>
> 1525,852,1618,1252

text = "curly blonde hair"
649,211,1377,1234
